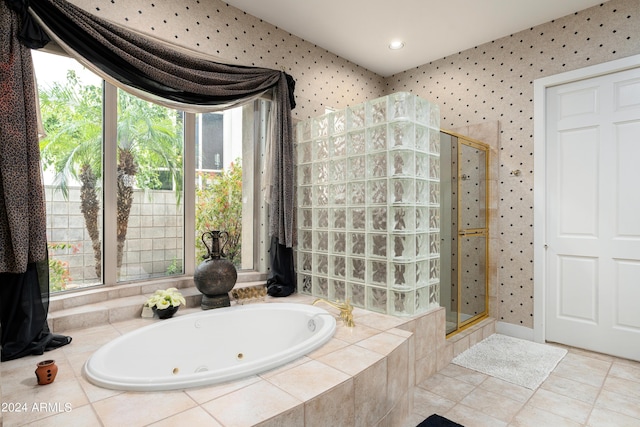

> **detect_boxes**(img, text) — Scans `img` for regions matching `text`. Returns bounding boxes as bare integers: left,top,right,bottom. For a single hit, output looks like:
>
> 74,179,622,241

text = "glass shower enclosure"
440,131,489,335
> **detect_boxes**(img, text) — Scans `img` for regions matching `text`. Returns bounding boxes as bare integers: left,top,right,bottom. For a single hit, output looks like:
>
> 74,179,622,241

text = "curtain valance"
9,0,297,247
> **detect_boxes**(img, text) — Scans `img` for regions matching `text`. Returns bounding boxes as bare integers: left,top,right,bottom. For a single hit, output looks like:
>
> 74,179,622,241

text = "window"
33,50,268,292
114,89,185,283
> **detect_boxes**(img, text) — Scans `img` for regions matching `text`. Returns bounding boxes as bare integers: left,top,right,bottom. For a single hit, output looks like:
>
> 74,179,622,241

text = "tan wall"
68,0,640,329
385,0,640,328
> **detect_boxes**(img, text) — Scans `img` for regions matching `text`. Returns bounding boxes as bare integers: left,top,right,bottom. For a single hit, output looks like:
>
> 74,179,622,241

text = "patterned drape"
1,0,73,363
0,0,47,273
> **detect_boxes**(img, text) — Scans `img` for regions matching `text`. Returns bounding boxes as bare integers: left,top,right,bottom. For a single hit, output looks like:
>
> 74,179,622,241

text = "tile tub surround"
3,291,489,427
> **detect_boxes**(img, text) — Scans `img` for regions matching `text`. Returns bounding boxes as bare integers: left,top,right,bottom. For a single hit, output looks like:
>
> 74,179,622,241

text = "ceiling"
225,0,608,77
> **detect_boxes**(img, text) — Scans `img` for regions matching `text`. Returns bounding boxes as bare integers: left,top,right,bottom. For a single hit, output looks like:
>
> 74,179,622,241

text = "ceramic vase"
35,360,58,385
194,230,237,309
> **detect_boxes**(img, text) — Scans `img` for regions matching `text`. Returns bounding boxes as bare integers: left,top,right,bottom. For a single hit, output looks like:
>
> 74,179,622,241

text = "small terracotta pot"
35,360,58,385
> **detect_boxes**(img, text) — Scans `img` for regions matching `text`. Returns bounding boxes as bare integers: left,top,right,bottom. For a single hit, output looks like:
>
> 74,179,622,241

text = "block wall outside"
295,92,442,317
45,186,184,287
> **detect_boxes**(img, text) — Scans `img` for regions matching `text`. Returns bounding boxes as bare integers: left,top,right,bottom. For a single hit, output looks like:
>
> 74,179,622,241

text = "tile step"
48,274,267,332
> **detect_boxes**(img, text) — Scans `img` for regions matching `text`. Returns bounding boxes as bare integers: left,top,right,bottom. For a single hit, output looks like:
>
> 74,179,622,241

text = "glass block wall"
295,92,441,317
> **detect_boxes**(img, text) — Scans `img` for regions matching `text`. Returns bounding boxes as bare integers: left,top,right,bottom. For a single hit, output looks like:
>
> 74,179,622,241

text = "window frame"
35,49,269,290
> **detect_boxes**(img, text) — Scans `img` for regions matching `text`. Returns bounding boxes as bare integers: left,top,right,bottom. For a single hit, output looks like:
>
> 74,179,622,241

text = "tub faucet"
312,298,355,327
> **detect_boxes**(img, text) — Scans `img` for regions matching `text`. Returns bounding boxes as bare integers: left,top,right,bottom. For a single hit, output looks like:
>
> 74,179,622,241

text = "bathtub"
83,303,336,391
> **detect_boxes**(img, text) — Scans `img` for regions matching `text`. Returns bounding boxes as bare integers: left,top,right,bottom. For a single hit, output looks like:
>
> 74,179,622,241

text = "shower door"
440,132,489,335
457,140,489,329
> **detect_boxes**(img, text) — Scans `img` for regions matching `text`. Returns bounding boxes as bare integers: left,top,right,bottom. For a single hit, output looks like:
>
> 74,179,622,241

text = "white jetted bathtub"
83,303,336,391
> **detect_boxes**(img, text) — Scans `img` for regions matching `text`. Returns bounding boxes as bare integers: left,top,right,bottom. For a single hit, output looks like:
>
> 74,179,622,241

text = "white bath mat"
452,334,567,390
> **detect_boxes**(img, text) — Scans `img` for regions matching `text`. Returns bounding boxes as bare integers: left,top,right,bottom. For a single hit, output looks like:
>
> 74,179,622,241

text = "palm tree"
39,71,183,280
114,92,183,273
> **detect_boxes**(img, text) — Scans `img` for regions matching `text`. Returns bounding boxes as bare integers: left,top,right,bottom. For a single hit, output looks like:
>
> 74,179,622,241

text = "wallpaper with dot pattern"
69,0,640,329
385,0,640,328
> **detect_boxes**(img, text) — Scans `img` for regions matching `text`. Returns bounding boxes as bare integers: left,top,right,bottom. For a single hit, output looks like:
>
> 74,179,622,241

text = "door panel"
557,127,599,237
557,255,598,323
545,66,640,361
459,144,487,231
459,234,487,323
615,260,640,330
616,121,640,236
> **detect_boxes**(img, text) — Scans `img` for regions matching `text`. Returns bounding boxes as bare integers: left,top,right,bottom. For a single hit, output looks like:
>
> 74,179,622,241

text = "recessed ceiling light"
389,40,405,50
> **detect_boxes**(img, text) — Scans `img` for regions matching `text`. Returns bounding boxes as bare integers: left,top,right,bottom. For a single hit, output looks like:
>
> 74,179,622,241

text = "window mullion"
103,82,118,285
183,112,196,276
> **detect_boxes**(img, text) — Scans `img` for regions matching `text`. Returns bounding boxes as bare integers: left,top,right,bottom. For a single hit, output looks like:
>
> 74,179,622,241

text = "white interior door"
545,66,640,361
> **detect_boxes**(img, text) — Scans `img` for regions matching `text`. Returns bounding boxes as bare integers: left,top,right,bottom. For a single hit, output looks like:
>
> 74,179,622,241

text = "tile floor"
403,345,640,427
2,301,639,427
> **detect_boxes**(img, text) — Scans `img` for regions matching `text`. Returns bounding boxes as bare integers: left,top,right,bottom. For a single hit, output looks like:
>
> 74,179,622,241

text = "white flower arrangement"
145,287,186,310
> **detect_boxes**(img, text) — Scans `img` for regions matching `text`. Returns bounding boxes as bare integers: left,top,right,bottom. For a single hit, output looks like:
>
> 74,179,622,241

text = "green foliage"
38,69,185,291
196,160,243,267
165,258,183,275
48,242,80,292
116,92,184,196
39,71,103,198
39,73,184,199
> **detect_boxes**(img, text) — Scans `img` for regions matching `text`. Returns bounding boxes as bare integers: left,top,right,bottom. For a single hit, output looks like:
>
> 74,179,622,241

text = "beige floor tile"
402,412,430,427
259,356,313,379
3,375,90,426
540,373,601,403
609,360,640,383
475,376,533,403
266,359,350,401
2,355,66,397
613,356,640,368
22,404,100,427
603,375,640,400
148,406,222,427
459,387,523,422
565,346,616,363
202,380,302,427
305,337,350,359
596,388,640,419
511,405,582,427
332,322,382,344
92,390,196,427
406,347,639,427
317,343,384,376
356,330,407,356
438,363,488,386
1,352,56,372
417,373,476,402
587,406,640,427
60,325,122,355
552,355,610,388
111,317,154,334
527,388,593,424
63,351,93,378
77,375,123,403
412,387,456,417
184,375,262,405
444,403,507,427
356,310,406,331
